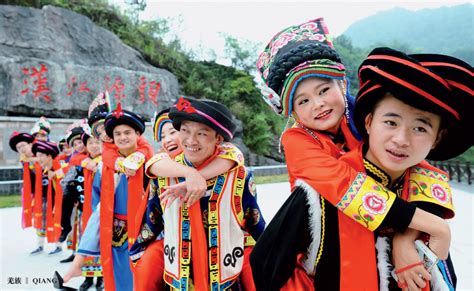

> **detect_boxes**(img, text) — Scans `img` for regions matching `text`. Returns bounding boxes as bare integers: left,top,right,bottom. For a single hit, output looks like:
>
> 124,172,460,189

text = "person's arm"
407,208,451,260
129,180,164,263
283,128,449,246
102,136,155,175
91,166,102,211
148,143,244,207
241,171,266,240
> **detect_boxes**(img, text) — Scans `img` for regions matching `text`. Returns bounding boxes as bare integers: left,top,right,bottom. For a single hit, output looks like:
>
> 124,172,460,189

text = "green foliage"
220,33,260,73
6,0,281,155
332,35,368,96
342,4,474,65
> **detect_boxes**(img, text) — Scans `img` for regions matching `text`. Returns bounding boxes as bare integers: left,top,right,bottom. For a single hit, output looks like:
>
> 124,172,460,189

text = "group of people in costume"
9,16,472,291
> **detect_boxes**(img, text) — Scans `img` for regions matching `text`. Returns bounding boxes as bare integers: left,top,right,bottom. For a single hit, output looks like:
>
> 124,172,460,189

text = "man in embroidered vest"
158,97,265,290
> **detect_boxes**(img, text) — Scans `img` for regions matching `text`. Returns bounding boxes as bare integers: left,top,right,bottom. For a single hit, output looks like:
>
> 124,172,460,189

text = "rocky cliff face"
0,5,180,119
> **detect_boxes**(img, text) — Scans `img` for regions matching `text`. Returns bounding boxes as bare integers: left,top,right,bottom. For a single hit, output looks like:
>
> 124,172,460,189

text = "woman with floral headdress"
250,18,462,290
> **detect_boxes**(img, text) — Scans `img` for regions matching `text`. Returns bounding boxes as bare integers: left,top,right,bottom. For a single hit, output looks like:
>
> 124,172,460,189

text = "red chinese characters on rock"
105,76,126,102
66,76,91,97
20,64,51,103
138,76,161,106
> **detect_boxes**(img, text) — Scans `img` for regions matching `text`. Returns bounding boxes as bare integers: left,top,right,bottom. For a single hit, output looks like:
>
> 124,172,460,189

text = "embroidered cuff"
377,198,416,233
145,153,170,178
218,142,245,170
406,167,454,219
124,152,146,171
336,173,397,231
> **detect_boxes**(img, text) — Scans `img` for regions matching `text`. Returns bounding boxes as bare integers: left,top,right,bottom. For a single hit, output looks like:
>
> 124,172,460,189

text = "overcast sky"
111,1,469,64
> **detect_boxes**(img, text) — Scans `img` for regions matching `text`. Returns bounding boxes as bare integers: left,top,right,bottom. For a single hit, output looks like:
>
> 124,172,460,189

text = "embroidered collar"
363,158,405,193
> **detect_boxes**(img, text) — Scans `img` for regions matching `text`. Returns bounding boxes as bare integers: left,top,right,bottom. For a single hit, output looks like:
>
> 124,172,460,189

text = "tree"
220,33,260,74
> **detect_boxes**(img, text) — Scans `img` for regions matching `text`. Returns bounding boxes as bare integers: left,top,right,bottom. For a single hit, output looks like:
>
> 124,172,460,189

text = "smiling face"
86,136,102,158
62,143,74,156
160,122,181,157
364,94,444,180
36,152,53,169
292,77,346,134
112,124,139,156
72,138,85,153
16,141,33,157
178,120,223,167
93,122,113,143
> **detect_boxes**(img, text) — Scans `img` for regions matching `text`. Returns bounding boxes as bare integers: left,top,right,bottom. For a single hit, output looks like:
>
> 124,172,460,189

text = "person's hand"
427,220,451,260
63,254,85,282
160,182,186,208
183,169,207,207
124,167,137,177
408,209,451,260
48,170,56,180
392,233,431,291
85,159,97,172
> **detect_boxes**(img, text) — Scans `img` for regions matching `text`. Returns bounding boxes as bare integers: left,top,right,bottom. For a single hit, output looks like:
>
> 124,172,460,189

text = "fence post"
467,162,472,185
455,161,461,183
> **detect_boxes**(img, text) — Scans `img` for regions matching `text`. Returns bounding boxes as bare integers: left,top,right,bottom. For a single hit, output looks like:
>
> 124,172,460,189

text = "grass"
254,174,289,184
0,195,21,208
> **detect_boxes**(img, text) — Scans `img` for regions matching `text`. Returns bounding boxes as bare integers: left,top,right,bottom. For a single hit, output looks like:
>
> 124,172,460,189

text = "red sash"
21,162,33,228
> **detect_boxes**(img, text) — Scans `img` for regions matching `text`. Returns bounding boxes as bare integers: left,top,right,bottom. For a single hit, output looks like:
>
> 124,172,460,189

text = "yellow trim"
336,173,396,231
145,152,170,178
314,196,325,273
407,167,454,217
363,159,389,186
218,142,245,170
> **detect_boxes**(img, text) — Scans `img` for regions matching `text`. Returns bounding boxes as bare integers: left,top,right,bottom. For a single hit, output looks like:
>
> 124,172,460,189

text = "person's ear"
364,113,373,135
216,134,224,144
432,129,447,149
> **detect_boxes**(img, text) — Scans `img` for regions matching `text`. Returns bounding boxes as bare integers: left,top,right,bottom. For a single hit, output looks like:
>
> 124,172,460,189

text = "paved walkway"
0,182,472,290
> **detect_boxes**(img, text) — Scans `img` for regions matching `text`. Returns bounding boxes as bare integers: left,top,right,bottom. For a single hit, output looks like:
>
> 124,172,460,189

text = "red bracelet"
395,262,424,274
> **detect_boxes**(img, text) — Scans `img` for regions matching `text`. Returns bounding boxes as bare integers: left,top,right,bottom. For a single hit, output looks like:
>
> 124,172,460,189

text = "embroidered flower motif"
271,33,294,55
300,22,319,32
363,213,374,222
262,68,270,79
256,52,271,70
308,34,325,42
362,193,387,214
431,184,448,204
175,97,196,113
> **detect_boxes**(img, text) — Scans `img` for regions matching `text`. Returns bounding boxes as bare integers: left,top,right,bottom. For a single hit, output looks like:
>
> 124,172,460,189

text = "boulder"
0,5,180,119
